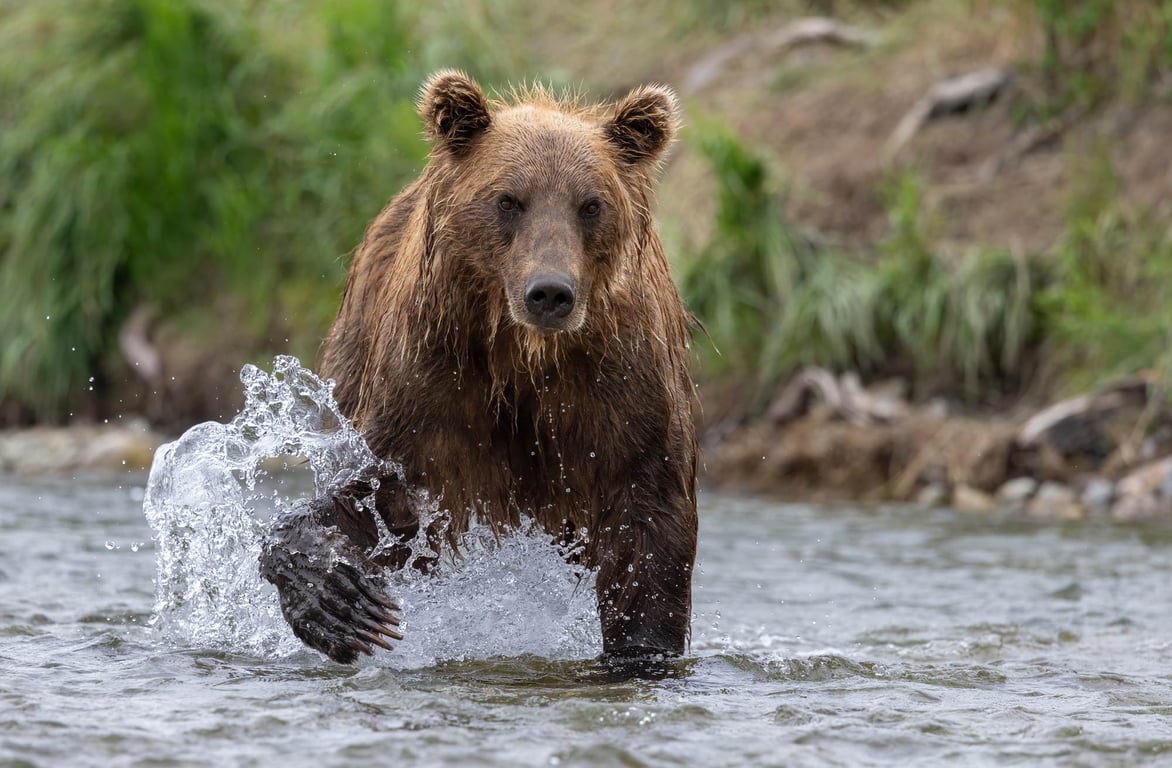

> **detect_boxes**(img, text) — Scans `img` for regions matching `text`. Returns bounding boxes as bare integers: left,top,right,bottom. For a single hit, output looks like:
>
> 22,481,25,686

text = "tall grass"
680,127,1049,405
995,0,1172,110
0,0,518,420
681,120,1172,407
1042,142,1172,389
681,127,890,389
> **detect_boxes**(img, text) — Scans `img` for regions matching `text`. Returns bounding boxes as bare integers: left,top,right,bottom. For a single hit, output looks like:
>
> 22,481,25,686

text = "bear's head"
417,70,679,340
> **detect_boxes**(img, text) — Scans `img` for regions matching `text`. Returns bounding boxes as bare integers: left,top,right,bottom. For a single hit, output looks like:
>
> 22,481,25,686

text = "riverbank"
0,420,165,475
4,2,1170,434
2,2,1169,520
703,369,1172,519
7,370,1172,521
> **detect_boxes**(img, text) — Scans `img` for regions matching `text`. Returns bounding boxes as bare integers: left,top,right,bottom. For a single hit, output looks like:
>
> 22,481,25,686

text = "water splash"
388,520,600,668
143,356,601,664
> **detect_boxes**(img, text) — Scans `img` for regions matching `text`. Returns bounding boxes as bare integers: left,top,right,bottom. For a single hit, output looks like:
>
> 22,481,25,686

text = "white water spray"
143,356,600,665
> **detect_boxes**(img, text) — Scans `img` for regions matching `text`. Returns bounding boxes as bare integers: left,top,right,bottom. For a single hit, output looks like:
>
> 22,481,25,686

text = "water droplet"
143,356,603,662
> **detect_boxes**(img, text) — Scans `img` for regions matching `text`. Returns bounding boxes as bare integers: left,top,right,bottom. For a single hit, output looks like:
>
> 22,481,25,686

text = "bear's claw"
259,512,404,664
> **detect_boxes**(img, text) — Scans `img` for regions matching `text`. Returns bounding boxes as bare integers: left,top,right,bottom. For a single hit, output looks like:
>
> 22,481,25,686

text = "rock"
1115,456,1172,498
915,482,947,509
1026,482,1085,519
0,422,167,474
1111,457,1172,520
953,484,996,512
1079,477,1115,516
1111,494,1164,521
996,476,1038,507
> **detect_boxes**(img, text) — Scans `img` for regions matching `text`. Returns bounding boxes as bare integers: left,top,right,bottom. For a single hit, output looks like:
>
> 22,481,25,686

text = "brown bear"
259,70,698,663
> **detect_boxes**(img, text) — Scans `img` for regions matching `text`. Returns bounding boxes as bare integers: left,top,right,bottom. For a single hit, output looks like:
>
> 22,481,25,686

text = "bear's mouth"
508,301,587,335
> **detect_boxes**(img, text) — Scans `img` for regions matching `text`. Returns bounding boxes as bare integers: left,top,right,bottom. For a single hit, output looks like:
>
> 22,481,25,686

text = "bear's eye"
498,194,519,213
580,199,602,218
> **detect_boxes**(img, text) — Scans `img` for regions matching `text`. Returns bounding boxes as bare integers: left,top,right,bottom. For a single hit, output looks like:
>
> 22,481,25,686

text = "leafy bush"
998,0,1172,109
0,0,518,420
680,127,1049,404
1041,142,1172,388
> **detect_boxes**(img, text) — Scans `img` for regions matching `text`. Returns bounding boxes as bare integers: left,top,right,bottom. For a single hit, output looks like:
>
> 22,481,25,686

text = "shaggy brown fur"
261,71,697,663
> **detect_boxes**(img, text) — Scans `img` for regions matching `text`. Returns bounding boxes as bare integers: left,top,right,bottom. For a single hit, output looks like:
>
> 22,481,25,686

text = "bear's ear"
419,70,492,154
604,84,680,168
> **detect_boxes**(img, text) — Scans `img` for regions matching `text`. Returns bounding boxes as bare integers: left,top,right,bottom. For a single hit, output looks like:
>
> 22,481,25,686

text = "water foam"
143,356,601,664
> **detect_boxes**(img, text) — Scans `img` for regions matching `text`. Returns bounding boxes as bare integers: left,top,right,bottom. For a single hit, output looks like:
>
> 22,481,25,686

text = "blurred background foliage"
0,0,1170,426
683,140,1051,404
0,0,518,422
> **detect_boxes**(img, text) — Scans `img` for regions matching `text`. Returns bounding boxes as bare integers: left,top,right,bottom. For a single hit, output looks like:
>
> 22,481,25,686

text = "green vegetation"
681,121,1171,406
681,130,1049,405
1005,0,1172,109
1,0,1170,424
0,0,517,420
1042,142,1172,389
679,0,1172,408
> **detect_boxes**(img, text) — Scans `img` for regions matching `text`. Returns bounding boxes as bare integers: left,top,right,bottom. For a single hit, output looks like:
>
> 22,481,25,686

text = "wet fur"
270,71,698,658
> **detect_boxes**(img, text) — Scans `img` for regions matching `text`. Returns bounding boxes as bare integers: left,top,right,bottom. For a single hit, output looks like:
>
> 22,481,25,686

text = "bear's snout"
523,273,577,329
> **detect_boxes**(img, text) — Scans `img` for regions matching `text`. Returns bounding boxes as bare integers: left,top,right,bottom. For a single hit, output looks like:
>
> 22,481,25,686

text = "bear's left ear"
419,70,492,155
604,84,680,168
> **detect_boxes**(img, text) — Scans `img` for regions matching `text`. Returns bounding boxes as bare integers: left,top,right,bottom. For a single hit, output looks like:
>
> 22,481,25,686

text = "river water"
2,470,1171,767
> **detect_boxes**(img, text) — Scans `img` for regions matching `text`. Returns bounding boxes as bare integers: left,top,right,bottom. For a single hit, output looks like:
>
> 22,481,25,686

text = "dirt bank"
702,370,1172,519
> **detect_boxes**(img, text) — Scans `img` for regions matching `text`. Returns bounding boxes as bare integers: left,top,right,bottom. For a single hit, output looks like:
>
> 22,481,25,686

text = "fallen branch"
767,366,907,427
684,17,877,93
764,16,878,51
884,67,1012,161
1017,376,1151,450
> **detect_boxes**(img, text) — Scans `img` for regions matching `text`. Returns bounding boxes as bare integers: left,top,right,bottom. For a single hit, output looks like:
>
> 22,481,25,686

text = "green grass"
0,0,519,420
680,127,1050,406
680,113,1172,408
997,0,1172,112
3,0,1170,423
1041,141,1172,390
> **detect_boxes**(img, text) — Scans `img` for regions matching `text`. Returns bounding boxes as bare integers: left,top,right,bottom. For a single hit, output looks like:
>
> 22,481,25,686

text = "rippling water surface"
2,473,1171,767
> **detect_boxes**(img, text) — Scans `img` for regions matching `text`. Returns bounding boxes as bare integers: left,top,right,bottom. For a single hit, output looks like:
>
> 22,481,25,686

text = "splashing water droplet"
143,356,390,657
142,356,601,664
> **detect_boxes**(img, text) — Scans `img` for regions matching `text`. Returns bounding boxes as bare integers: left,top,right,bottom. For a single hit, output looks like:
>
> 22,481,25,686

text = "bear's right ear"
419,70,492,154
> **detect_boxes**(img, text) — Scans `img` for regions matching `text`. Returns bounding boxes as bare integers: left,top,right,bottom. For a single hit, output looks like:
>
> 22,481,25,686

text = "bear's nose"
524,274,576,325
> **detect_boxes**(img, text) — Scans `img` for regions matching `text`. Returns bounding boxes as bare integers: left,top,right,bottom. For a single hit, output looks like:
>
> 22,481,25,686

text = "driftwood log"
767,366,908,427
684,17,877,93
884,68,1013,161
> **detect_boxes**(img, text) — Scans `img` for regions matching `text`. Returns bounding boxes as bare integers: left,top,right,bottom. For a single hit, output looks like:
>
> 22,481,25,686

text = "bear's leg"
591,491,698,658
258,483,414,663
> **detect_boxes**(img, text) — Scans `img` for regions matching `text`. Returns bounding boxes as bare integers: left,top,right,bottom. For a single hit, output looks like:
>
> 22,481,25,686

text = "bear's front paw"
260,530,403,663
